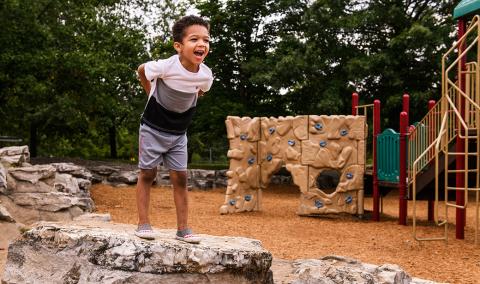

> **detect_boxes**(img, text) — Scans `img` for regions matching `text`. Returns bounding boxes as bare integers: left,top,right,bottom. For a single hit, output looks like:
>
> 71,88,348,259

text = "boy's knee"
140,169,157,182
170,170,187,188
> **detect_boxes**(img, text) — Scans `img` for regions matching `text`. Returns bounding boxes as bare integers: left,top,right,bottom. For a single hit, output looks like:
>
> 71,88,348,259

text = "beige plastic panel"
258,116,306,188
225,116,261,141
220,117,261,214
286,164,308,193
221,115,366,216
297,189,358,215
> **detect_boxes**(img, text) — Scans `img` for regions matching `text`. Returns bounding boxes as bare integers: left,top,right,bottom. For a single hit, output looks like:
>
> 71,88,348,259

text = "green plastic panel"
409,123,428,171
454,0,480,19
377,128,399,182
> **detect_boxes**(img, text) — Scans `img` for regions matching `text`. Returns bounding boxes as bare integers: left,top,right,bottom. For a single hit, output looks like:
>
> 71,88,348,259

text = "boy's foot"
175,228,201,244
134,223,155,240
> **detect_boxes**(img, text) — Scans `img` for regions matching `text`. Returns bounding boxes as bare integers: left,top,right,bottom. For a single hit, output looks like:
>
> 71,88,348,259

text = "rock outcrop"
1,164,94,224
271,257,437,284
0,146,30,167
3,221,273,284
2,221,439,284
0,148,95,224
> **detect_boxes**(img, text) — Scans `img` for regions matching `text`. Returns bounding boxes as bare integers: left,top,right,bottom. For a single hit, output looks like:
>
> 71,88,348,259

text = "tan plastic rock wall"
220,115,366,216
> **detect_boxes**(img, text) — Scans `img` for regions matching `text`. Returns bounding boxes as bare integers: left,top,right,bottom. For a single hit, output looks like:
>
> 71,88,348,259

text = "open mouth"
194,50,205,57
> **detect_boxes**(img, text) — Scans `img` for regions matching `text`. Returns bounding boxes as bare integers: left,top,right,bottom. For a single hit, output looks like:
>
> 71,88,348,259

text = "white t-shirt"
144,54,213,97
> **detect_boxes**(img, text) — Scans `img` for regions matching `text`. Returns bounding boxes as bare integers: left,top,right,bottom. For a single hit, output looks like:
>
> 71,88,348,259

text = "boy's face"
174,24,210,71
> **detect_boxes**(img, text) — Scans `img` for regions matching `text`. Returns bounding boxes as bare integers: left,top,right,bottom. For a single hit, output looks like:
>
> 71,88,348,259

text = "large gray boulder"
107,170,139,185
5,165,94,211
271,256,437,284
50,163,94,192
3,221,273,284
1,164,94,223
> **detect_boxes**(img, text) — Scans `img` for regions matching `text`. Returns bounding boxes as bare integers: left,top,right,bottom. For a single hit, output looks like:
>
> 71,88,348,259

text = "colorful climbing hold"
345,195,353,204
269,127,276,134
340,129,348,136
319,140,327,147
346,173,353,179
245,195,252,201
229,199,236,206
248,157,255,165
240,134,247,140
314,200,324,208
266,154,273,161
288,140,295,146
314,123,323,130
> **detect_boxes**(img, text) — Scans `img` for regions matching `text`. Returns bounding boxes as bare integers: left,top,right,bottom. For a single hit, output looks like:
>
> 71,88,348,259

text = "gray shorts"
138,123,188,171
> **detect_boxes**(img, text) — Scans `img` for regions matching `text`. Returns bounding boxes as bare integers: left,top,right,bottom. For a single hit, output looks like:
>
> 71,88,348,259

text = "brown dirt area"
91,184,480,284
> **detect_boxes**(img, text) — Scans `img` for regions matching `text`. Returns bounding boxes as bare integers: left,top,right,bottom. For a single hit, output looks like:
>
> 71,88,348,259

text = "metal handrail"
412,106,448,242
412,14,480,244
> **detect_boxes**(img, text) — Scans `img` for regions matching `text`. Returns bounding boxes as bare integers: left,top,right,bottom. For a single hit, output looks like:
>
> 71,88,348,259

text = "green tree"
343,0,459,126
0,0,149,158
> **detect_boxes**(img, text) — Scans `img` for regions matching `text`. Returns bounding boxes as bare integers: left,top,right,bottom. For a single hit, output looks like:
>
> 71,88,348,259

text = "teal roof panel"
454,0,480,19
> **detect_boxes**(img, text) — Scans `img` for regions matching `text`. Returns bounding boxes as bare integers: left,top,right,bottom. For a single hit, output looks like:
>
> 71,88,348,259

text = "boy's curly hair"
172,15,210,43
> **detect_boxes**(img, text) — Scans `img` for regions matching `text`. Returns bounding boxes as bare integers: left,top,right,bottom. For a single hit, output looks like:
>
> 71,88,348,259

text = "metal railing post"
399,111,408,225
352,92,359,116
372,100,381,221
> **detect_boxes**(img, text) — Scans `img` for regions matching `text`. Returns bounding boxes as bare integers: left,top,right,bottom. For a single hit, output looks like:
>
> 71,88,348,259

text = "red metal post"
352,92,359,116
427,100,436,222
403,93,410,126
399,111,408,225
372,100,381,221
456,19,466,239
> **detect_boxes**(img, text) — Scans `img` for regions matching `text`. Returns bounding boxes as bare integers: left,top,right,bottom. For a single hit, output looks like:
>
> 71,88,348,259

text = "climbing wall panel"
221,115,366,217
220,116,261,214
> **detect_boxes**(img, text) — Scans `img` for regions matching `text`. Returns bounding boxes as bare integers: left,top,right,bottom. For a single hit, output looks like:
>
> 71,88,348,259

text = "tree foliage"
0,0,462,161
1,0,166,158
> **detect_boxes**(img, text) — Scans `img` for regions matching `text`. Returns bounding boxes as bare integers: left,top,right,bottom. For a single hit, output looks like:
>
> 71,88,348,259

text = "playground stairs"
410,15,480,243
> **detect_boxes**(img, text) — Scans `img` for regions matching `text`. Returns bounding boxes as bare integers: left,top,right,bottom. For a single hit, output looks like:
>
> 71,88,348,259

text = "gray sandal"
135,223,155,240
176,228,201,244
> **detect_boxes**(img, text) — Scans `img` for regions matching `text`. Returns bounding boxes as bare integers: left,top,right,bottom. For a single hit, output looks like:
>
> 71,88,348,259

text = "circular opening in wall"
316,169,340,194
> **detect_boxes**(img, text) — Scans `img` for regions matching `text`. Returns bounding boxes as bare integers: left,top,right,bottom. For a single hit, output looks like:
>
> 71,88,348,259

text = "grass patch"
188,163,228,170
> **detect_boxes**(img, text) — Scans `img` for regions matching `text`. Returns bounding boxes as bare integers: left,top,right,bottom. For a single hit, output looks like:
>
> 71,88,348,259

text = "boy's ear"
173,42,182,53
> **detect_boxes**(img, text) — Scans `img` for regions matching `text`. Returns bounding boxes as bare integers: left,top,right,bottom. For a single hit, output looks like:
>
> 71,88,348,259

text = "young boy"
135,15,213,243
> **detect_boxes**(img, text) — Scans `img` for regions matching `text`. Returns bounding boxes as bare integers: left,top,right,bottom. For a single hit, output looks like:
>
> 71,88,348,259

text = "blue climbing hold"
266,154,273,161
269,127,276,134
345,196,353,204
245,195,252,201
346,173,353,179
314,200,324,208
248,157,255,165
288,140,295,146
229,199,236,206
340,129,348,136
319,140,327,147
314,123,323,130
240,134,247,140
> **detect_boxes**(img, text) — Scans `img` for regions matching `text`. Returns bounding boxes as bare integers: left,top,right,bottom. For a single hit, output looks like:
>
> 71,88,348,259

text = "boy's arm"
137,64,151,95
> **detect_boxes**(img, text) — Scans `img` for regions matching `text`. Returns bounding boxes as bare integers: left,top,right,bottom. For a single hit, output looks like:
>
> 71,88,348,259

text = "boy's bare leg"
170,170,188,230
136,168,157,225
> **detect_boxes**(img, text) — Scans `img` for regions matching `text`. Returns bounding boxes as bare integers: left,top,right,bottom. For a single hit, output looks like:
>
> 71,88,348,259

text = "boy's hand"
198,90,205,97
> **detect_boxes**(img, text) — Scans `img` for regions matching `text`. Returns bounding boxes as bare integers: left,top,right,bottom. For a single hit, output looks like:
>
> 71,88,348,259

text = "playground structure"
360,3,480,244
221,2,480,244
219,115,366,216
